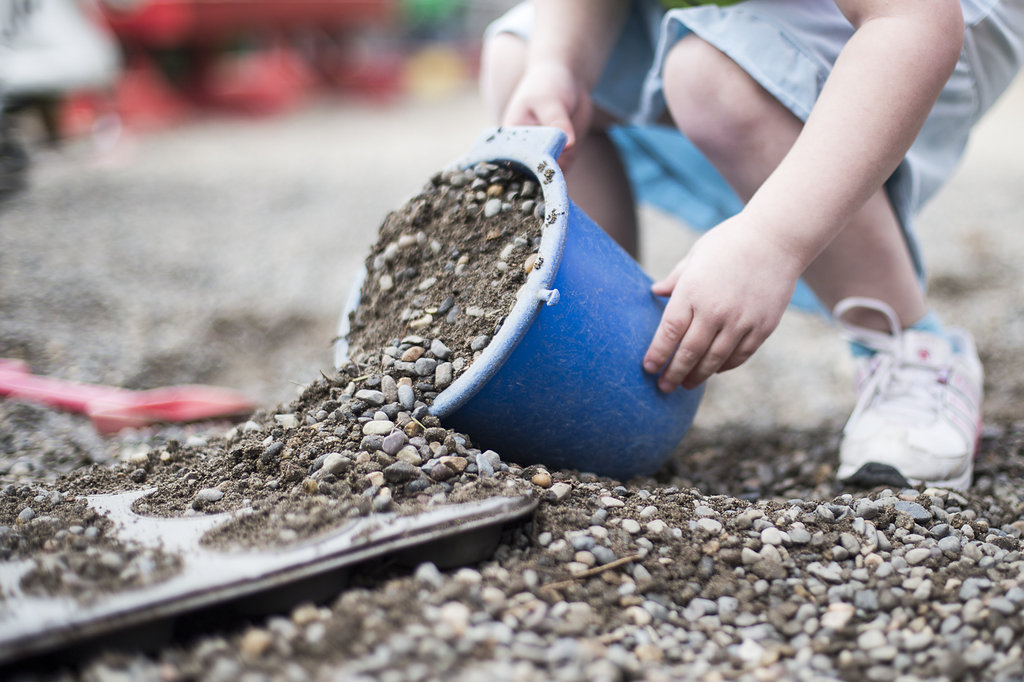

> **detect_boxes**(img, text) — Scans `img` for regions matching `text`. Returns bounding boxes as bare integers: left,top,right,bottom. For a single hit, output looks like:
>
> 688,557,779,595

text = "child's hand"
642,215,803,392
501,60,593,163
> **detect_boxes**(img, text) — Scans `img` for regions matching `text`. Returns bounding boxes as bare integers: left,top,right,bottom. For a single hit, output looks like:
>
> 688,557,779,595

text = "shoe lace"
834,297,949,431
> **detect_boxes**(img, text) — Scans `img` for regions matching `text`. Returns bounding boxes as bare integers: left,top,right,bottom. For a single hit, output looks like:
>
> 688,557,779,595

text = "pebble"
196,488,224,503
531,471,552,488
696,518,723,534
239,628,273,658
362,420,394,436
544,482,572,503
321,452,349,477
484,198,502,217
760,527,784,546
430,338,452,360
894,500,931,522
354,389,386,407
397,384,415,411
643,519,669,538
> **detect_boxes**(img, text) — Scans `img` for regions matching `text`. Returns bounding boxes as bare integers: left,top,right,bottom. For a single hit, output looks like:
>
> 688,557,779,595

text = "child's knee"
479,32,528,118
662,36,776,155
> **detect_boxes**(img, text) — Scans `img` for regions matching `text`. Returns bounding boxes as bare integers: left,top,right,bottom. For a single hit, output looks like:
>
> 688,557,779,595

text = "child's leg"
479,31,639,257
662,35,928,331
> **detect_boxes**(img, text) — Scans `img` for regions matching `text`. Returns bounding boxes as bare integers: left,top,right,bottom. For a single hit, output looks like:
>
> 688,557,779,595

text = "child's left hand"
642,214,804,392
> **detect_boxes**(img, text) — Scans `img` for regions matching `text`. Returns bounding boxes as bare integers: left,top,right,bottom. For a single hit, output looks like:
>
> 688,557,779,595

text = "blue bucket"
338,127,703,479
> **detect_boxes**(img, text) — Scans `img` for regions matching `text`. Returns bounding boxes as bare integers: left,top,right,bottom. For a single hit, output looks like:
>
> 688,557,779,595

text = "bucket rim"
430,126,570,418
334,126,571,420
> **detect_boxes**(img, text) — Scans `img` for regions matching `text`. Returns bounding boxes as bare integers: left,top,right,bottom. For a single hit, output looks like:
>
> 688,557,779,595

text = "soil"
346,161,545,388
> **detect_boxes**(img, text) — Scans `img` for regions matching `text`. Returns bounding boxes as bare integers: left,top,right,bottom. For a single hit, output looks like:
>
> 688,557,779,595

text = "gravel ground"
1,75,1023,681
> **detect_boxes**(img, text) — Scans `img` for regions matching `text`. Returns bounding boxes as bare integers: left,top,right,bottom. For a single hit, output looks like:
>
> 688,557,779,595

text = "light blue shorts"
486,0,1024,307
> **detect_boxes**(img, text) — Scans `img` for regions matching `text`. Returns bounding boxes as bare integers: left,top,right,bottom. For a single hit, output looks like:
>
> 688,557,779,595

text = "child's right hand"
501,60,594,164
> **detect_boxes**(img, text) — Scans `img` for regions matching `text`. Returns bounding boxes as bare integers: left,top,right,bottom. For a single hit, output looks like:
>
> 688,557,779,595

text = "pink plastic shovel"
0,358,255,434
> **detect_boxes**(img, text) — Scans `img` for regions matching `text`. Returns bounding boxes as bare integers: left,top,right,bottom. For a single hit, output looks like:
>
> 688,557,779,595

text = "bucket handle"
536,288,560,306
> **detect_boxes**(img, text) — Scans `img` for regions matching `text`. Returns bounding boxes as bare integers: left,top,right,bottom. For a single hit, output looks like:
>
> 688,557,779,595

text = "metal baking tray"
0,488,536,666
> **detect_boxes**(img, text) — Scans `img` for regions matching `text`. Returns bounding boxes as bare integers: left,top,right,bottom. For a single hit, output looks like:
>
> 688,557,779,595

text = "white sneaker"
834,297,983,491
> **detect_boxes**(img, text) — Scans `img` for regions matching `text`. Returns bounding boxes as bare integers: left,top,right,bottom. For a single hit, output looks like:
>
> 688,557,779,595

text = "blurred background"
1,1,1022,449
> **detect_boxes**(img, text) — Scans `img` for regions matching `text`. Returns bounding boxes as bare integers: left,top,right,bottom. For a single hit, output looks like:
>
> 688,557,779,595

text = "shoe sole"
840,460,973,492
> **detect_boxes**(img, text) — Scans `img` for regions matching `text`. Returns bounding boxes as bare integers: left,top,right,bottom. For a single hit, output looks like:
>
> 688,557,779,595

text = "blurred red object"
97,0,400,123
103,0,395,45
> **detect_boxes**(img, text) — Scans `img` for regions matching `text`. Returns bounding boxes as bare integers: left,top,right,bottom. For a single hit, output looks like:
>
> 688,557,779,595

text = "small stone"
621,519,641,535
430,338,452,360
854,590,879,612
697,518,723,535
788,527,811,544
523,253,539,274
355,389,386,406
260,442,284,465
321,452,350,477
396,445,423,466
544,482,572,503
382,431,408,456
362,420,394,436
434,362,453,390
196,488,224,503
414,357,437,377
400,346,425,363
240,628,273,658
599,496,625,509
439,601,472,636
379,375,398,403
17,507,35,523
436,455,465,472
274,413,299,429
484,198,502,217
858,629,887,650
408,313,433,329
591,545,617,565
475,452,495,477
646,520,668,536
894,500,931,522
469,335,490,351
397,384,415,411
905,547,932,565
761,527,784,546
820,602,855,630
938,535,962,555
531,471,552,488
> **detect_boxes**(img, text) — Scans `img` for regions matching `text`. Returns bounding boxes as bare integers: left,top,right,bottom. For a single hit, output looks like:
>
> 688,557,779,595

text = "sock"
848,310,949,357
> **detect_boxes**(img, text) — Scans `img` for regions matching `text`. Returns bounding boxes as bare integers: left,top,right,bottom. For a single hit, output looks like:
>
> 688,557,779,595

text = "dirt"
0,161,548,592
346,161,545,388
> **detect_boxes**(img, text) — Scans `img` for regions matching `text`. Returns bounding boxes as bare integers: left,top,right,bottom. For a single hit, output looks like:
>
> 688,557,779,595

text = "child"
479,0,1024,491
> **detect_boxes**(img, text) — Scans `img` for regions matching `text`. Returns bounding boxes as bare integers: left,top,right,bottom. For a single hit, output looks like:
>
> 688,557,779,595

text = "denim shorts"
486,0,1024,287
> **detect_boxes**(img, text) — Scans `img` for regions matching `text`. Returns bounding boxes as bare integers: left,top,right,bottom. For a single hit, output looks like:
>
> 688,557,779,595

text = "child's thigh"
482,1,661,125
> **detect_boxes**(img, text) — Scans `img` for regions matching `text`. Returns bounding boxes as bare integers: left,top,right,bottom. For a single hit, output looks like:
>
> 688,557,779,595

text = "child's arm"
644,0,965,392
500,1,629,153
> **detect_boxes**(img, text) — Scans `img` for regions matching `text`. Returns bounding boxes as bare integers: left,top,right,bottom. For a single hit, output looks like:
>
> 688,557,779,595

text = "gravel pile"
21,425,1021,682
2,88,1024,680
